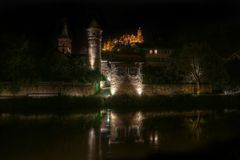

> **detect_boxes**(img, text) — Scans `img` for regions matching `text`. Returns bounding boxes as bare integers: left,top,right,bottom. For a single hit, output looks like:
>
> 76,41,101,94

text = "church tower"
86,20,103,71
58,18,72,54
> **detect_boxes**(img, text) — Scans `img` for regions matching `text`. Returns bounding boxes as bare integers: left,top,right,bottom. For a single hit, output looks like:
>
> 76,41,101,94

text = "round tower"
86,20,103,71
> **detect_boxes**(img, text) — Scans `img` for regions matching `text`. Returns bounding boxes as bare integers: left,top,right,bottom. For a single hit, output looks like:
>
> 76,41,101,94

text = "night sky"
1,0,240,53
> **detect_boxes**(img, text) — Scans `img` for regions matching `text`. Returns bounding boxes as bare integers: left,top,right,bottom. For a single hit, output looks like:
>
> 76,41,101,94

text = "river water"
0,110,239,160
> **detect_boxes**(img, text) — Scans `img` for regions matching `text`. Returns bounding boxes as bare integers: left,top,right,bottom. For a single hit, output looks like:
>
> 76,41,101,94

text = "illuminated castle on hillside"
102,27,144,51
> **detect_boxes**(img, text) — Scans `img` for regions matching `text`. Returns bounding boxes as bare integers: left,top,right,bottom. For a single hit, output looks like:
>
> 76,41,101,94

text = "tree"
0,34,37,83
176,43,227,93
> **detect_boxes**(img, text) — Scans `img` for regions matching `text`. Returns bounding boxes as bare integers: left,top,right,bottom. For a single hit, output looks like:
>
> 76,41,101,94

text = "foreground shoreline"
0,95,239,115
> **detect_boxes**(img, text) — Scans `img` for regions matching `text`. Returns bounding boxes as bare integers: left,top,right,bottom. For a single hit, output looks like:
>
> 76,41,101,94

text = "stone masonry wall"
143,84,212,95
0,83,95,97
0,82,212,97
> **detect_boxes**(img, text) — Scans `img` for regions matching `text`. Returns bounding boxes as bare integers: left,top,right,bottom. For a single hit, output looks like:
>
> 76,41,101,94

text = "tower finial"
61,17,69,37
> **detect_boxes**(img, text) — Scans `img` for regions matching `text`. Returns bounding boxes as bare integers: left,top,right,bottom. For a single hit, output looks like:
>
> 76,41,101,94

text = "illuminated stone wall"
143,84,212,95
0,83,211,97
109,63,143,95
110,64,123,95
101,60,111,80
0,83,95,97
109,83,211,96
110,79,211,96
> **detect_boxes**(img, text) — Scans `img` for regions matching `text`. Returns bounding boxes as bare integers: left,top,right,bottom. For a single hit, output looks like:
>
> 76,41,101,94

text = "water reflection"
102,110,144,143
149,131,159,145
88,128,96,160
0,111,239,160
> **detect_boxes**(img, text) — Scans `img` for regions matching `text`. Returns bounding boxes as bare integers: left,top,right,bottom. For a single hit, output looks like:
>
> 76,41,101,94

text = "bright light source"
100,81,105,88
111,112,116,120
107,76,111,81
154,134,158,142
150,135,153,141
110,86,116,95
136,111,143,122
137,86,143,95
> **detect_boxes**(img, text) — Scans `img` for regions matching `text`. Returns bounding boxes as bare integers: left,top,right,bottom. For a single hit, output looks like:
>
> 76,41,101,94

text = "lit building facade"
145,48,173,66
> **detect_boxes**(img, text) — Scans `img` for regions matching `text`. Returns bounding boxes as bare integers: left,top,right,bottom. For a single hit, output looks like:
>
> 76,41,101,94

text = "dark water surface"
0,111,239,160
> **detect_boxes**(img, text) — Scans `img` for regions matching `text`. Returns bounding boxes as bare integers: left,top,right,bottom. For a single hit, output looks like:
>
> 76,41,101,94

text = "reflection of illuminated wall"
149,131,159,144
108,111,144,143
88,128,96,160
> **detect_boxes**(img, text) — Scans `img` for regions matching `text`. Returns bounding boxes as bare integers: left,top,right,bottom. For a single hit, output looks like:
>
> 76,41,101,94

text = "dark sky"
0,0,240,52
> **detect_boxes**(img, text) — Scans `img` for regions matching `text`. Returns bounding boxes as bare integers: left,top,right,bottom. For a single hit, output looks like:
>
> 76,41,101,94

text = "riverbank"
0,95,239,115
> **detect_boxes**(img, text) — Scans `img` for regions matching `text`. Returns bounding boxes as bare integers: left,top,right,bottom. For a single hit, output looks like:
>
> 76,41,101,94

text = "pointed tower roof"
60,17,70,37
89,19,100,28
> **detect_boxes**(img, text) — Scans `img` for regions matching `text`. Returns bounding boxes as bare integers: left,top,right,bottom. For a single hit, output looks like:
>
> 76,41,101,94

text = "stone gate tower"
86,20,103,71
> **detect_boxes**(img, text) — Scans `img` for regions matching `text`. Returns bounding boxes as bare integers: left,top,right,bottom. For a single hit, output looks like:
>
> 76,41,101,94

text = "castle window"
149,50,153,54
154,49,158,54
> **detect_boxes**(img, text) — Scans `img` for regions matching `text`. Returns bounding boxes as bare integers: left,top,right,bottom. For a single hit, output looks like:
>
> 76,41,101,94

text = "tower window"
154,49,158,54
149,50,153,54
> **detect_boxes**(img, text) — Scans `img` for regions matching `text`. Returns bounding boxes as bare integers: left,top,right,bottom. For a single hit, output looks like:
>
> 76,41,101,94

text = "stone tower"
86,20,103,71
58,18,72,54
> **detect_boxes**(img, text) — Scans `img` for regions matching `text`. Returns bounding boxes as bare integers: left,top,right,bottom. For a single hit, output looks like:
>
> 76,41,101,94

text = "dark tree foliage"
0,34,101,84
225,59,240,82
143,43,229,91
143,63,183,84
0,34,236,91
175,43,228,91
